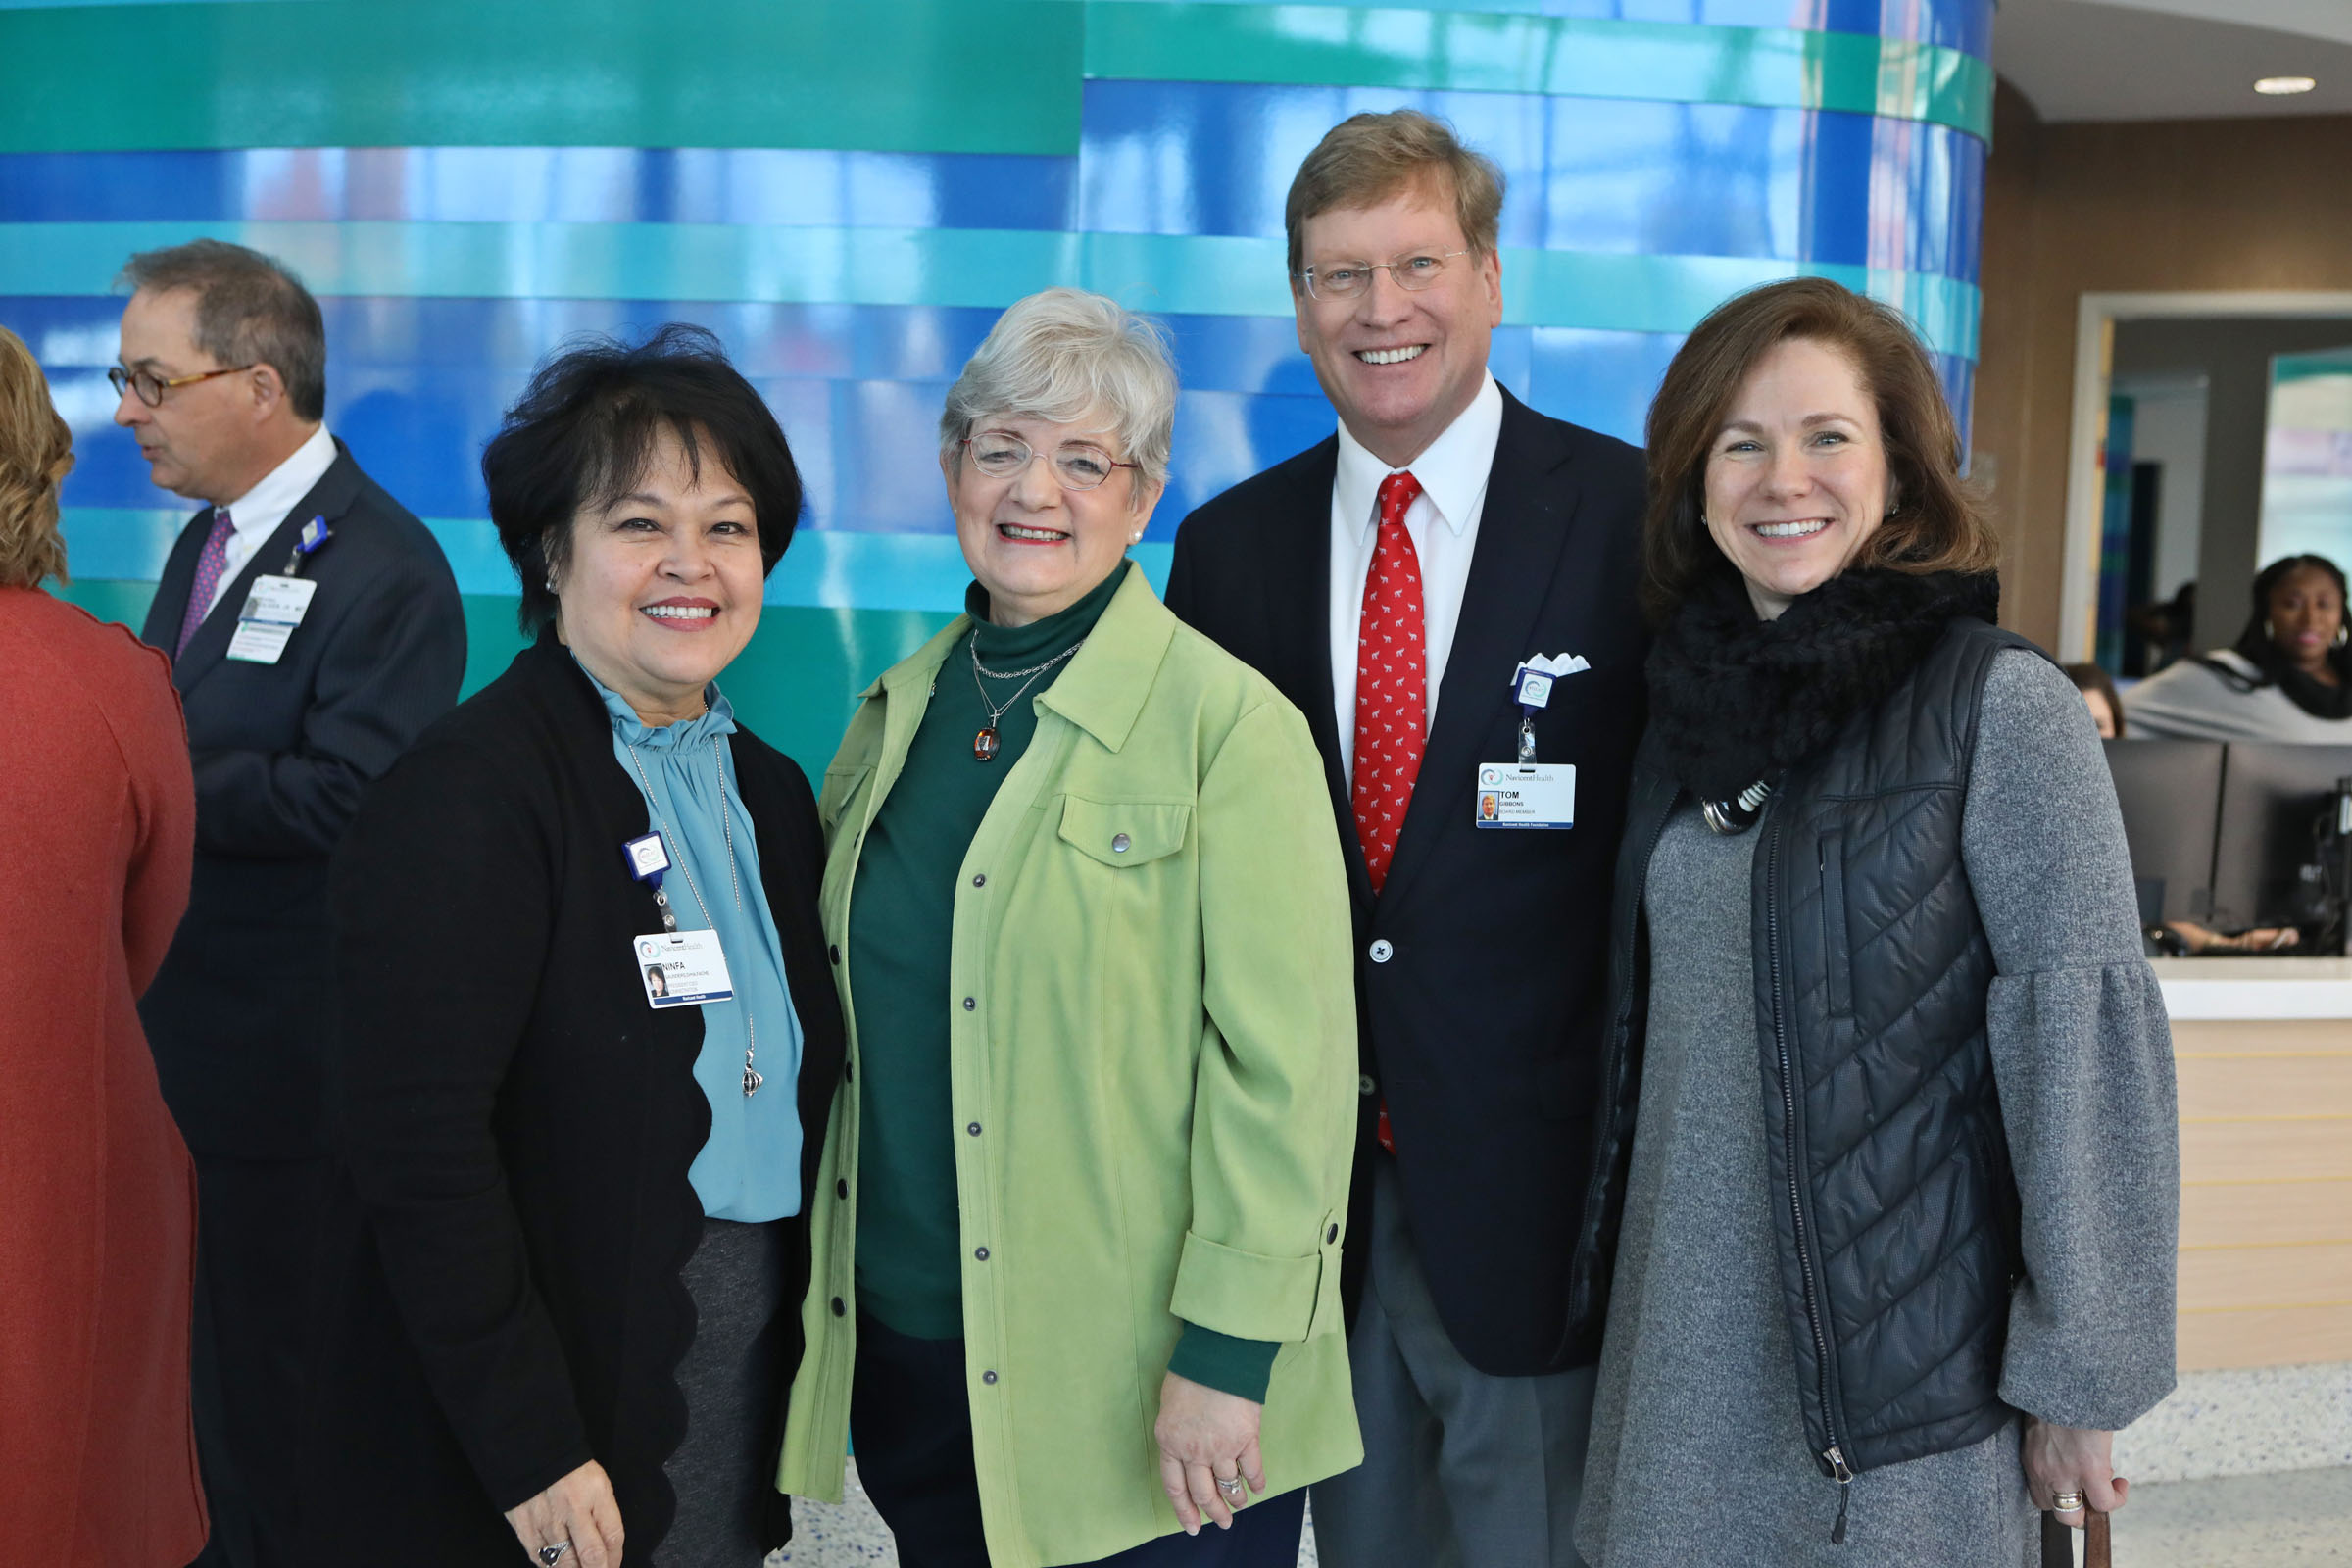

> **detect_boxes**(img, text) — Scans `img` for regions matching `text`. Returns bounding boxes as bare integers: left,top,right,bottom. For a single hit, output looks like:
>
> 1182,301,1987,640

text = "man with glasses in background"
113,238,465,1568
1164,112,1649,1566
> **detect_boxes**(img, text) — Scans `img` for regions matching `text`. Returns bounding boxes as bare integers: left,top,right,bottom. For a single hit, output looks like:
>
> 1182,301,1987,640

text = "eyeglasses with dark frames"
961,431,1139,492
108,363,256,408
1297,249,1471,302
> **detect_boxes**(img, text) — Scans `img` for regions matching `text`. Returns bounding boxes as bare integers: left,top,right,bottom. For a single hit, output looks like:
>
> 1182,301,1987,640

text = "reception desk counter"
2154,957,2352,1370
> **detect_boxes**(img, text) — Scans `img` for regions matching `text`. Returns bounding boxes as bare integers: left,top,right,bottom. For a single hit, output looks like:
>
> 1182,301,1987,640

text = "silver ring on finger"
2051,1490,2085,1513
539,1543,573,1566
1217,1476,1247,1504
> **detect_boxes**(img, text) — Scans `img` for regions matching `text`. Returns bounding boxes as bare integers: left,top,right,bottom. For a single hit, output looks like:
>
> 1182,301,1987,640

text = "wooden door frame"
2061,290,2352,662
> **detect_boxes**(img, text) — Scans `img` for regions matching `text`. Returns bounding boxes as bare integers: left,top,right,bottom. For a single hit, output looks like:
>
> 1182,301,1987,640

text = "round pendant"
973,726,1001,762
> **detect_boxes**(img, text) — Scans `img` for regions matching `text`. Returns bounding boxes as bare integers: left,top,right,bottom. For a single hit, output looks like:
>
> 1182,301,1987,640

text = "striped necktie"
174,507,236,657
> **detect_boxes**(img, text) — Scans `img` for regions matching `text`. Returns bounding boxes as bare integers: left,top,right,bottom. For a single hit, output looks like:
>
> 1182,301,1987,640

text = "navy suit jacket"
138,441,466,1157
1164,389,1649,1376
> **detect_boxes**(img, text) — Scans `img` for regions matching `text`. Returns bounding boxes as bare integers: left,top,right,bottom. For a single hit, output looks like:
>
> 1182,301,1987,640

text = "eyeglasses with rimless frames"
960,431,1140,492
108,363,255,408
1297,249,1471,302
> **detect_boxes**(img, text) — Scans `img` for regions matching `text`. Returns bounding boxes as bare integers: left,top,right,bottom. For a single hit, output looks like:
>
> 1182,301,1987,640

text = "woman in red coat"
0,324,207,1564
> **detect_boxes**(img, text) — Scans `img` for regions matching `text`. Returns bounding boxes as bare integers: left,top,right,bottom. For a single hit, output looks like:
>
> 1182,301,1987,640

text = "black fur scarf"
1646,565,2002,801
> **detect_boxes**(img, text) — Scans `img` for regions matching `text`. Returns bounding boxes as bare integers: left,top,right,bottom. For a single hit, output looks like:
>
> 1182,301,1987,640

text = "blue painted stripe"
0,89,1984,285
1083,0,1991,56
1080,79,1984,282
0,221,1978,356
0,148,1077,230
58,507,1170,612
3,0,1990,54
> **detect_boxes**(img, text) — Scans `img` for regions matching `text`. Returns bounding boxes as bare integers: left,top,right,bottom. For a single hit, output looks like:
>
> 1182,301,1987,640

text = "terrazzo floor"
771,1463,2352,1566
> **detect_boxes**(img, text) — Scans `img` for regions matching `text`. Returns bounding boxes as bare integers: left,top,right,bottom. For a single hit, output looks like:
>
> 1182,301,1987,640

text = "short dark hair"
1641,276,2000,623
2061,662,2125,737
119,239,327,422
481,324,803,634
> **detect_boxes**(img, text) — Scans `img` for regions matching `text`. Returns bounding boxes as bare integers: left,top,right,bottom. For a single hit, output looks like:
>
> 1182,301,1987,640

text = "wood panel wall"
1970,87,2352,655
2170,1018,2352,1370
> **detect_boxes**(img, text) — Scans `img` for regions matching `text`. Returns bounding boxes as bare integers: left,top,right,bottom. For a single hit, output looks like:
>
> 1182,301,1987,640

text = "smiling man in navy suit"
114,238,466,1568
1165,113,1649,1568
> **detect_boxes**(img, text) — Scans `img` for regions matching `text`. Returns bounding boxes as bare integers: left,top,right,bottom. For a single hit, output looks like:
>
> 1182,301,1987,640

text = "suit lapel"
173,448,366,696
1378,392,1585,910
1259,440,1346,794
1255,440,1375,899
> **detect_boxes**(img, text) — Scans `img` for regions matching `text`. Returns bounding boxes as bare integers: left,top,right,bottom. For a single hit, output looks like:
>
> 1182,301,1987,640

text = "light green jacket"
778,564,1362,1567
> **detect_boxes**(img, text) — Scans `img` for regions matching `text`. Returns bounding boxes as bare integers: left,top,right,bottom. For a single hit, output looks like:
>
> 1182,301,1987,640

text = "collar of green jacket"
864,560,1172,756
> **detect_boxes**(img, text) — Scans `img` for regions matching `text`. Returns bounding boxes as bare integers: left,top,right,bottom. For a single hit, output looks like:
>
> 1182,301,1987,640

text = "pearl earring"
545,577,558,594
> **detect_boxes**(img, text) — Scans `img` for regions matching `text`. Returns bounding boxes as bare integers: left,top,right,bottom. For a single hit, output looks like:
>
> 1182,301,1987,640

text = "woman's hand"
1154,1371,1267,1534
505,1459,625,1567
2022,1417,2129,1527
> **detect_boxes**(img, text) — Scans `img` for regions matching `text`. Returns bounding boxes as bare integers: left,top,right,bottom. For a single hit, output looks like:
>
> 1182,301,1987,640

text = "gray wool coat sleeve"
1965,651,2180,1432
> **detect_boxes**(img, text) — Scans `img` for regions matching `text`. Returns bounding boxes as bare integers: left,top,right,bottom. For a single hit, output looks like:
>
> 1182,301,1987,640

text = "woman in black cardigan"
300,327,845,1566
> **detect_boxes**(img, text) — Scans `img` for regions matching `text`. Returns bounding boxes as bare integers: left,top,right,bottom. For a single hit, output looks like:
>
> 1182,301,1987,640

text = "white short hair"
939,288,1177,491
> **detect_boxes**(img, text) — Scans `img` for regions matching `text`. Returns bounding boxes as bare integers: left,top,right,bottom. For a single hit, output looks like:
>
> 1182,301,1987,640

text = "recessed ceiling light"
2255,75,2318,95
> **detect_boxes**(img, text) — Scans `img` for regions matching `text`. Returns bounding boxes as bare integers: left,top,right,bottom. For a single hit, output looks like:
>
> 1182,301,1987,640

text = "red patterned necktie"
1351,470,1428,896
174,507,237,657
1353,471,1425,1157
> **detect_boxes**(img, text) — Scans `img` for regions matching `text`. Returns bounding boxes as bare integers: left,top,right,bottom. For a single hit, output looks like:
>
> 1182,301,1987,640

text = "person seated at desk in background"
2065,662,2300,956
2125,554,2352,742
2063,662,2124,739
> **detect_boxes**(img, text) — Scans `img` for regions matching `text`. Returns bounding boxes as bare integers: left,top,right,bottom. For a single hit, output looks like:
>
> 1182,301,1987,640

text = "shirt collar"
574,653,737,751
1332,371,1504,542
215,423,339,534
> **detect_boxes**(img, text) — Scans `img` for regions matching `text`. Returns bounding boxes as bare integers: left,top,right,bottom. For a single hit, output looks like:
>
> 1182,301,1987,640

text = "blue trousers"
850,1313,1307,1568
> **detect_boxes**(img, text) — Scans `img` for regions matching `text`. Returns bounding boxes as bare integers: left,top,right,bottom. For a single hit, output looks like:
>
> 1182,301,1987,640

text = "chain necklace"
967,634,1086,762
625,737,764,1097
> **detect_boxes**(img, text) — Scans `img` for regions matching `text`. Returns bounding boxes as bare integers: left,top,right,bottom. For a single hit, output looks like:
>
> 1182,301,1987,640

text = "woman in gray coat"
1573,278,2178,1566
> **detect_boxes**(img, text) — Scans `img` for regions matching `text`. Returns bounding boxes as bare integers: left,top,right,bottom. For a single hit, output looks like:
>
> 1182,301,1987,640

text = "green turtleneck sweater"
846,564,1278,1401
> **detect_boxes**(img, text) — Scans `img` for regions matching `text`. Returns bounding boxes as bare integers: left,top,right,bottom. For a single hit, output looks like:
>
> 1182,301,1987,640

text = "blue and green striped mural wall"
2,0,1993,772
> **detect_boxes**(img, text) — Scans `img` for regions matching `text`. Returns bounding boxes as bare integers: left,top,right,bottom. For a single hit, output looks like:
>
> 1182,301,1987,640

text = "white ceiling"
1996,0,2352,121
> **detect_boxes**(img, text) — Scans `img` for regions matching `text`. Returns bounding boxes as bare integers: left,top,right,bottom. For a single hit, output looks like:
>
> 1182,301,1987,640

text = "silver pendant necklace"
625,736,763,1097
967,634,1085,762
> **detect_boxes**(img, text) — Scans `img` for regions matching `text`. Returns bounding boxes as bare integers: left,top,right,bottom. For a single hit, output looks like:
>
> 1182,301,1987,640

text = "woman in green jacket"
778,288,1362,1567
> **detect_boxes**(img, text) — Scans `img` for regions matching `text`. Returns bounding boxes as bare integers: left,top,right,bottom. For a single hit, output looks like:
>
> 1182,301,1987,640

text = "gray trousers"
1310,1160,1595,1568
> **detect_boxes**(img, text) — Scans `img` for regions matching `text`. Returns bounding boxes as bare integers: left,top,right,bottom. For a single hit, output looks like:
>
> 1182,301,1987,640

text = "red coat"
0,587,206,1565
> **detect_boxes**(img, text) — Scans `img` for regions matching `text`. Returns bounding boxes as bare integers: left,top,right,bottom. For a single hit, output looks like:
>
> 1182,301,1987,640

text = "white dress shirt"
1330,373,1504,782
196,423,340,620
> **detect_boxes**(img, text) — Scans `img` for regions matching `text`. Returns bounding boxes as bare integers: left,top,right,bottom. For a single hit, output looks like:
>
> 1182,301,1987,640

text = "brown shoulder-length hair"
1642,276,1998,623
0,325,74,590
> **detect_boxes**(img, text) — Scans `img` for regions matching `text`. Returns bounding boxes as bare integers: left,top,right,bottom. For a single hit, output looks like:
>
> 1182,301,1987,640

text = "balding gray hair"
119,238,327,422
939,288,1176,493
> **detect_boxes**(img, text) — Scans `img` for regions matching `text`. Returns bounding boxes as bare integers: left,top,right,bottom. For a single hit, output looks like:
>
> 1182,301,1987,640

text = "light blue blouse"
585,662,805,1223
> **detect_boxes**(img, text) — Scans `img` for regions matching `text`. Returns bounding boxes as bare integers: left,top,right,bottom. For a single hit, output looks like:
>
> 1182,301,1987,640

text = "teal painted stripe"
58,508,1174,614
0,0,1080,156
7,221,1979,358
46,577,950,772
1081,3,1993,141
1,220,1081,311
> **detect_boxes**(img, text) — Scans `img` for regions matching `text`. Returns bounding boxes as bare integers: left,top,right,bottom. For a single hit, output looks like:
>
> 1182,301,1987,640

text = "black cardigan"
298,634,846,1563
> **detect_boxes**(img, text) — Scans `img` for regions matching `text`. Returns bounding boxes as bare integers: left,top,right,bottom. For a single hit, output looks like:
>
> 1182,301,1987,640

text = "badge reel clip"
623,831,676,932
1477,654,1588,830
